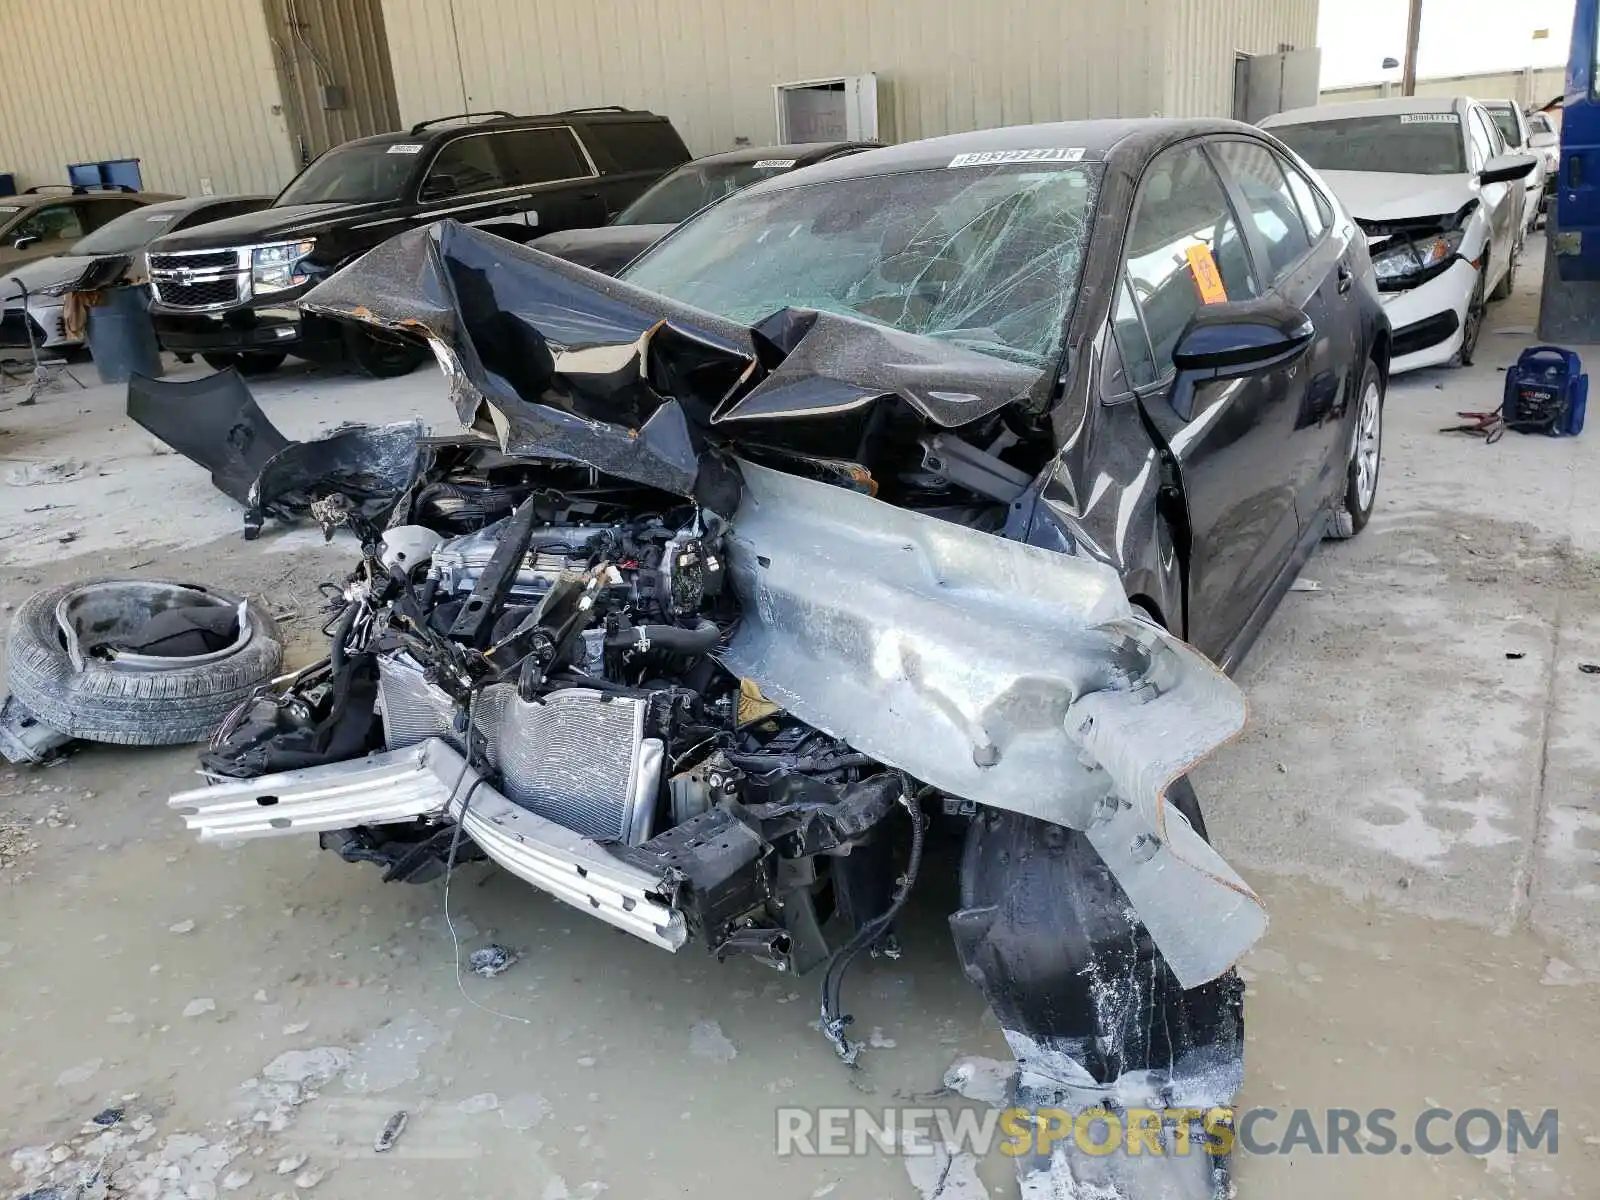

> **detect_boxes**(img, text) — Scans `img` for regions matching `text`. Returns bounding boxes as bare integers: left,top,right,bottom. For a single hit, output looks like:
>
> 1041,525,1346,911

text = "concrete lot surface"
0,248,1596,1199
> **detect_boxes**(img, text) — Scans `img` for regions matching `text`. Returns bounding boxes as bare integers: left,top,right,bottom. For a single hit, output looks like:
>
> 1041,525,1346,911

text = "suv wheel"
201,352,287,376
345,327,429,379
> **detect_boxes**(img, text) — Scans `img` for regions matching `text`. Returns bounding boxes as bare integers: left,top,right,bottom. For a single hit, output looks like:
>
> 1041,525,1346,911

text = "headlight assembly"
251,240,316,293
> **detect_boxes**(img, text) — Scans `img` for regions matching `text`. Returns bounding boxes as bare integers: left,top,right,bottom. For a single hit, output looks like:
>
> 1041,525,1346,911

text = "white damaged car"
1262,96,1537,372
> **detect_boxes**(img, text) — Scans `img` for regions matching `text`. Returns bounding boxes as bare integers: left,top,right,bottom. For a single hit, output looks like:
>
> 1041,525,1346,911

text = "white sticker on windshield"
1399,113,1458,124
948,148,1086,168
386,143,425,154
0,206,19,214
145,213,176,221
752,159,797,169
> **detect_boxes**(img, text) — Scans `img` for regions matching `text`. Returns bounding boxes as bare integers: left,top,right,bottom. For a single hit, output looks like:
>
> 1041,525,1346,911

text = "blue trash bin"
85,286,163,385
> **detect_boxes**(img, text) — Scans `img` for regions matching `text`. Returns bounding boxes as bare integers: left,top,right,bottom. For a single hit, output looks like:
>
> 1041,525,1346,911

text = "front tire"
1455,271,1487,366
345,327,429,379
1489,239,1519,302
1328,359,1383,539
201,351,287,376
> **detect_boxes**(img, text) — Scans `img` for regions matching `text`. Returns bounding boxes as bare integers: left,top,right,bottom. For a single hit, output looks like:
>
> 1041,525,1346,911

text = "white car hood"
0,255,94,305
1317,170,1476,223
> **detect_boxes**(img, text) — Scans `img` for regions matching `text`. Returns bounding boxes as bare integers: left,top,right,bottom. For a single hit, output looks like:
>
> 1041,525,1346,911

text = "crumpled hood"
301,220,1043,497
1318,170,1476,223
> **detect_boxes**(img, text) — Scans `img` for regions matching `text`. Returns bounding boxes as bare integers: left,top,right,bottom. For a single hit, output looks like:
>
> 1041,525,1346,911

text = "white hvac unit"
773,73,889,143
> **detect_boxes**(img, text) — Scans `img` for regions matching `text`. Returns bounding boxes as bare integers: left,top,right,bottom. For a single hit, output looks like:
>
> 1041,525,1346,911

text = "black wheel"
1455,271,1487,366
1489,240,1519,302
201,352,240,372
1328,358,1384,539
345,327,428,378
6,580,282,746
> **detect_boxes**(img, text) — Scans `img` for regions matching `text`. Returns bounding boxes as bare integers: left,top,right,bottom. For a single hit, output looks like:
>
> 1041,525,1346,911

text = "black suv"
146,108,689,376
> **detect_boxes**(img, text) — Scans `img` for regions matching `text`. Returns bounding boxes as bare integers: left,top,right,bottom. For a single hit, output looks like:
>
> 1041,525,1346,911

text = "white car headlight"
1371,229,1465,285
251,240,316,294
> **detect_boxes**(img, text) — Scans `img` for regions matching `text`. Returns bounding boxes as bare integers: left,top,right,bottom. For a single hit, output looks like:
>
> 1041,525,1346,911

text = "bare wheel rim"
1353,377,1382,511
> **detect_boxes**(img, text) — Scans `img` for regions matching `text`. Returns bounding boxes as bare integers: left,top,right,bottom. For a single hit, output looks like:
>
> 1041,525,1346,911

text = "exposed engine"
201,438,914,1025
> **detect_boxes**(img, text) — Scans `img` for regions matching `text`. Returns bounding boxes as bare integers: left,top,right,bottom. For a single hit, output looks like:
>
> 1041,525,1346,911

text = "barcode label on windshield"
752,159,796,169
948,148,1086,168
386,143,425,154
1399,114,1458,124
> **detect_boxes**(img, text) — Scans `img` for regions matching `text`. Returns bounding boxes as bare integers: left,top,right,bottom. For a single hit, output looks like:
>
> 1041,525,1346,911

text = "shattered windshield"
614,160,793,225
621,163,1102,367
1269,115,1468,175
275,142,417,206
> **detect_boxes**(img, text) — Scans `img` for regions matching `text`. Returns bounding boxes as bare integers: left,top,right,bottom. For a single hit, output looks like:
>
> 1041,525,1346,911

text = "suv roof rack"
552,105,632,116
408,110,519,135
21,183,137,195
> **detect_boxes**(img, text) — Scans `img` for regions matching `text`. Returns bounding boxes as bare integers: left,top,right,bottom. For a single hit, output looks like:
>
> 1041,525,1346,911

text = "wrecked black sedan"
167,120,1387,1198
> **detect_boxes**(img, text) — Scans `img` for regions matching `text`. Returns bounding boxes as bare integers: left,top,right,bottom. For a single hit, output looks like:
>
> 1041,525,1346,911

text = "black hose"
328,602,359,673
606,618,719,655
819,781,927,1066
725,751,876,773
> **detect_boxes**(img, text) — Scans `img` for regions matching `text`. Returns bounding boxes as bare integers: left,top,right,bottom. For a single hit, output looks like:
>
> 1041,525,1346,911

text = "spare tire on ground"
5,580,283,747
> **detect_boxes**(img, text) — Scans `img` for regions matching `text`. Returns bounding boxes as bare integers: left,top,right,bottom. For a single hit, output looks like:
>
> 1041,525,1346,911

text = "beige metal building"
0,0,1318,198
1320,65,1565,110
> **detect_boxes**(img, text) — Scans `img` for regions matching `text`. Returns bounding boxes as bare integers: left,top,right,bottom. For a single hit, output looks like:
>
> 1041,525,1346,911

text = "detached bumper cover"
168,738,686,951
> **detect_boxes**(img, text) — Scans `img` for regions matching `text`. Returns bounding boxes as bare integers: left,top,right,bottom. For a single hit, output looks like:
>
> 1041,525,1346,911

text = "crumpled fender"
719,459,1264,987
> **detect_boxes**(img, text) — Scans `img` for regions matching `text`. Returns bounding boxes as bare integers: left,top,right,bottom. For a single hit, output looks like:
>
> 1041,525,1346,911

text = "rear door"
1209,138,1356,526
1110,141,1301,660
414,126,602,240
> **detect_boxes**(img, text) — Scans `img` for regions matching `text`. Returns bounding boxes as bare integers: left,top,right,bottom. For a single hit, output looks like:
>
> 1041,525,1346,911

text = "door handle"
1337,264,1354,295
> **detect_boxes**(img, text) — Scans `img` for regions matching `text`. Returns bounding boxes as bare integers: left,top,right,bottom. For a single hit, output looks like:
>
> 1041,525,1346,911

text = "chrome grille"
149,249,246,310
152,277,241,308
150,251,236,272
494,689,662,845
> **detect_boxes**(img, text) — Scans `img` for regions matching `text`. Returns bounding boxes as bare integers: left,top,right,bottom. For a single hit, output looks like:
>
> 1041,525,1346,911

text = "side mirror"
1529,131,1559,150
1480,153,1538,185
419,173,458,203
12,234,39,251
1172,299,1315,376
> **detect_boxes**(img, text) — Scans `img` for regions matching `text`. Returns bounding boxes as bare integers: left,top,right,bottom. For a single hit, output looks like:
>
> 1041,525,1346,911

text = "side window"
12,202,85,244
580,121,690,173
1110,272,1160,392
1466,110,1493,171
1122,144,1260,371
1211,141,1312,284
426,135,506,197
496,128,594,185
1278,156,1329,240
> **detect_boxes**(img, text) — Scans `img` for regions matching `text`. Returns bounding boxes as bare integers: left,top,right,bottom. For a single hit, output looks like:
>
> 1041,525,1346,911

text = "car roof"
729,119,1254,193
689,141,875,168
2,189,178,209
120,195,272,219
1262,96,1466,125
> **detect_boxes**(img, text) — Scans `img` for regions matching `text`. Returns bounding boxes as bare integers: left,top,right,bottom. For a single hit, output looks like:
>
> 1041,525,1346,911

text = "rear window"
581,121,691,173
1269,114,1467,176
615,160,794,224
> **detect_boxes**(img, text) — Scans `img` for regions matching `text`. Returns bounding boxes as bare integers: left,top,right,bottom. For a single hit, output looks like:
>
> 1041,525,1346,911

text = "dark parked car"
530,141,875,274
169,119,1388,1199
145,108,690,376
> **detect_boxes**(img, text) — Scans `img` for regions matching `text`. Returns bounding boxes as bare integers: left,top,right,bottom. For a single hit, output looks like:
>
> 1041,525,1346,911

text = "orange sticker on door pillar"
1186,244,1229,305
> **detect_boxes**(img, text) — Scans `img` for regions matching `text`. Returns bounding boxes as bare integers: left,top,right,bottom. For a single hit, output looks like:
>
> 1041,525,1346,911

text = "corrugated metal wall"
1322,66,1566,109
0,0,296,195
381,0,1171,155
1159,0,1319,117
261,0,403,167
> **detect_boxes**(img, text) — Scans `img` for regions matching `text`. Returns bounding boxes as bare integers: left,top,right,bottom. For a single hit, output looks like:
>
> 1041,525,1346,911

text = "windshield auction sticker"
753,159,797,169
948,148,1086,167
386,143,425,154
1399,114,1459,124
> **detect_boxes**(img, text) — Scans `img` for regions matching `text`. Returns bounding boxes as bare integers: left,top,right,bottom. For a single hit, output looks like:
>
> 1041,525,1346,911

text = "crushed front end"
168,220,1265,1197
